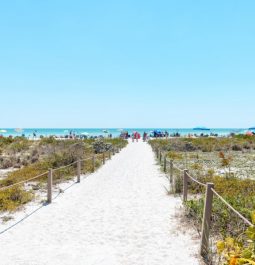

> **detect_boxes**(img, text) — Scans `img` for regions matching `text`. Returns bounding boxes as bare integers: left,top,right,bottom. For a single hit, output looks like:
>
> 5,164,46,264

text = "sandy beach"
0,140,200,265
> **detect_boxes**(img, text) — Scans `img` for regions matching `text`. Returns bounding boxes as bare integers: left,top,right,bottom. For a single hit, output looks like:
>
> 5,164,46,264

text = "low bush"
149,137,255,264
149,136,255,153
0,137,127,212
0,187,33,212
217,212,255,265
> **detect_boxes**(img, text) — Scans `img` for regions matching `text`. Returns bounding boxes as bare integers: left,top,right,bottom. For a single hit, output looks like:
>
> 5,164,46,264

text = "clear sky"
0,0,255,128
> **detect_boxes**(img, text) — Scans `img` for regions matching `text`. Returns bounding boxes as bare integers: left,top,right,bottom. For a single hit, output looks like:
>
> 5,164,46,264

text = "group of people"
131,132,140,142
131,132,148,142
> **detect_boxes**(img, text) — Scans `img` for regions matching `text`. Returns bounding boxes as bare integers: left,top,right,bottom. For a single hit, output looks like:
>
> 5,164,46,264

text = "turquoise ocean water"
0,128,249,138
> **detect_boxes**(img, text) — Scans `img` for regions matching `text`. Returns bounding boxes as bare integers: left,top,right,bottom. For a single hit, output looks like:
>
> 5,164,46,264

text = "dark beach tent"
153,130,163,137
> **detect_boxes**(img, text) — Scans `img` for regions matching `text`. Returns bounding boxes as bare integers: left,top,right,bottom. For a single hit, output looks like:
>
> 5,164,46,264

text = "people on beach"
143,132,147,142
135,132,138,142
131,132,140,142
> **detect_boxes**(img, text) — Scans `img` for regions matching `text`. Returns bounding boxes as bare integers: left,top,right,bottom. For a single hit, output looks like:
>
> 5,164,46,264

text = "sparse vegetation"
0,137,127,213
149,136,255,264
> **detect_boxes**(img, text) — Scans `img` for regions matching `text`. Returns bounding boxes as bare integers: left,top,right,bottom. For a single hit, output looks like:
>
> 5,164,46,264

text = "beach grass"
0,137,127,212
149,136,255,263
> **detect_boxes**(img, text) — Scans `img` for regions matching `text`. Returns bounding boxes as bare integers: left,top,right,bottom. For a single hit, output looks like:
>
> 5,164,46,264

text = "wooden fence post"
47,168,53,204
103,152,105,164
170,160,174,193
77,159,81,183
159,151,162,163
200,183,214,258
183,169,188,202
170,160,173,183
156,148,159,159
113,148,115,155
109,150,111,160
92,155,96,172
163,156,167,172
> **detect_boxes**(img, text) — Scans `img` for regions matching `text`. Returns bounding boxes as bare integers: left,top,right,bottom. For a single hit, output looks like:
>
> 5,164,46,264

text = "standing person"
135,132,139,142
33,130,37,139
132,133,135,142
165,131,169,139
143,132,147,142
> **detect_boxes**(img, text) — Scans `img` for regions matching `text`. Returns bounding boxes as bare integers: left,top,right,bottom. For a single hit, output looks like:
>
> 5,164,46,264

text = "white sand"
0,140,200,265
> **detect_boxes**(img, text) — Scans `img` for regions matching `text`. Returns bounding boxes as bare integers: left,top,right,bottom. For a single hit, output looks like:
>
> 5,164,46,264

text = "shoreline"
0,128,251,139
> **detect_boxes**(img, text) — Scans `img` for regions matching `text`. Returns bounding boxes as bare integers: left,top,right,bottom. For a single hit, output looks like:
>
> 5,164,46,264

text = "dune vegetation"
149,136,255,264
0,137,127,213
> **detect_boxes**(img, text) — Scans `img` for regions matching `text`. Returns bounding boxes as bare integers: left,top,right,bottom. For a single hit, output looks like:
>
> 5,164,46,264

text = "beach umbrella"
246,131,253,136
0,129,7,133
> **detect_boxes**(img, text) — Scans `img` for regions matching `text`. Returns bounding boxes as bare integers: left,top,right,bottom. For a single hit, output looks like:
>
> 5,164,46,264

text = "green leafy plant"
217,212,255,265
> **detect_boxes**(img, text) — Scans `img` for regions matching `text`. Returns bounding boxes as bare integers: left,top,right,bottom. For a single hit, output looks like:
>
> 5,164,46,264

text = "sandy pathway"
0,141,200,265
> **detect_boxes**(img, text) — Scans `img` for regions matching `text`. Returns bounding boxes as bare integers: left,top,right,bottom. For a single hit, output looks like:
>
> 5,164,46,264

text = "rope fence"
156,148,254,260
52,161,78,172
186,172,207,188
0,144,124,204
0,171,49,192
211,188,253,227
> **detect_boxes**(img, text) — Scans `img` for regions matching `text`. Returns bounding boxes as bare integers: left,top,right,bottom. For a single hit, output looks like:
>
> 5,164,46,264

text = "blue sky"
0,0,255,128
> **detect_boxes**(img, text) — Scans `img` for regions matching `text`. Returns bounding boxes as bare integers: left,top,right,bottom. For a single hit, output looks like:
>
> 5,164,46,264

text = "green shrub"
0,187,33,212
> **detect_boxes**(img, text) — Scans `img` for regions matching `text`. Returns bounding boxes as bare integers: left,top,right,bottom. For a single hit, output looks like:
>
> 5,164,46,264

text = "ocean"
0,128,249,138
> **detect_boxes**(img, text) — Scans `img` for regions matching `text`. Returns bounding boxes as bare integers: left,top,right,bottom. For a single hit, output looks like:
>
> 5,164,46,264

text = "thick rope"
0,171,48,191
211,188,253,227
52,161,78,172
186,172,207,187
173,165,184,172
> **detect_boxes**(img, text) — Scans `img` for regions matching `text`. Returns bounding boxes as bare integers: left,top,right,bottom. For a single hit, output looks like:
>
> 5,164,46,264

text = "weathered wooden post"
156,148,159,159
200,183,214,258
77,159,81,183
159,151,162,163
172,167,176,194
47,168,53,203
109,150,111,160
113,148,115,155
163,156,167,172
92,155,96,172
183,169,189,202
103,152,105,164
170,160,173,183
170,160,174,193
